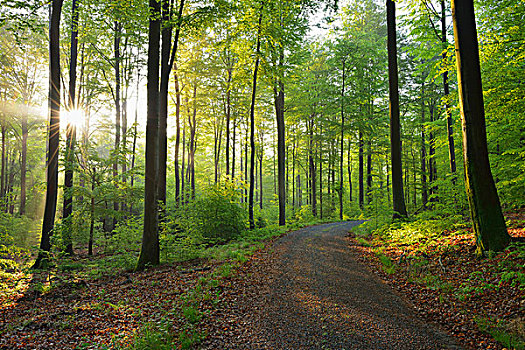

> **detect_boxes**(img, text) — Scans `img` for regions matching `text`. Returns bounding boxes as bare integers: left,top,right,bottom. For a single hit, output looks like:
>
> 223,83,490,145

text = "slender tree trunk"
88,169,95,256
190,84,197,199
130,84,138,215
309,128,317,217
259,151,263,210
181,111,186,203
274,77,286,225
451,0,509,254
225,67,232,177
249,3,264,229
420,78,428,208
358,129,364,209
112,21,122,231
19,106,28,215
34,0,63,269
428,102,438,201
62,0,79,255
232,119,236,178
339,59,345,220
174,67,181,205
291,135,295,209
347,138,352,203
387,0,408,219
366,140,372,204
137,0,161,270
319,135,323,219
442,0,457,179
158,0,184,208
0,120,5,209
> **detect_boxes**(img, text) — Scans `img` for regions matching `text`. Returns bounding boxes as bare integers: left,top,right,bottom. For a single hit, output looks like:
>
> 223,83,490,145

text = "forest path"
204,221,463,349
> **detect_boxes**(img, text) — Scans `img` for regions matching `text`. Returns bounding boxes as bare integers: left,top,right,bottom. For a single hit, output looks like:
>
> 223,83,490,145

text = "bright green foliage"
175,182,246,245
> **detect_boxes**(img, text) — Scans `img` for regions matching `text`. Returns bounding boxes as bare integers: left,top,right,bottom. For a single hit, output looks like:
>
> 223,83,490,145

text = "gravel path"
204,221,463,349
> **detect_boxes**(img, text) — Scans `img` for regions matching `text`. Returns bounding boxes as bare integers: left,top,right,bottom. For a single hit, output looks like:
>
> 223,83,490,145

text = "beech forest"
0,0,524,349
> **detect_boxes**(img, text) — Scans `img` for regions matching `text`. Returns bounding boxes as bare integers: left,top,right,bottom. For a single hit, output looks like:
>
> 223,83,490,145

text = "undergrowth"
352,211,525,349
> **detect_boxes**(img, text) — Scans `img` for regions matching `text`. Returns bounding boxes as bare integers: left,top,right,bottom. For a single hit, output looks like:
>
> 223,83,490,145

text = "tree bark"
174,66,181,205
358,129,364,209
112,20,122,231
451,0,510,254
339,59,345,220
386,0,408,219
420,78,428,208
249,3,264,229
34,0,63,269
442,0,457,179
137,0,161,270
19,106,28,215
158,0,185,208
62,0,79,255
274,76,286,225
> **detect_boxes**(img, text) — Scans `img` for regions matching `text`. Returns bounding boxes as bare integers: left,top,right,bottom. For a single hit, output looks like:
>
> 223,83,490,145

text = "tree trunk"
249,4,264,229
19,106,28,215
347,138,352,203
0,119,5,209
451,0,510,254
88,168,95,256
428,102,438,201
420,78,428,208
309,126,317,217
442,0,457,178
358,129,364,209
34,0,63,269
112,20,122,230
181,110,186,203
190,84,197,199
259,150,263,210
137,0,161,270
174,67,181,205
366,140,372,204
225,67,232,177
387,0,408,219
274,77,286,225
158,0,185,207
339,59,345,220
62,0,80,255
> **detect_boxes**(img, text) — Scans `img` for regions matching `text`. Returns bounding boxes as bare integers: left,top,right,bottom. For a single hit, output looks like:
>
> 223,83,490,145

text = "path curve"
205,221,462,349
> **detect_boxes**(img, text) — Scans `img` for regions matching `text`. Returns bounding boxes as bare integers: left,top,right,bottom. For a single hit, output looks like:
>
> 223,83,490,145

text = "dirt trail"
204,221,463,349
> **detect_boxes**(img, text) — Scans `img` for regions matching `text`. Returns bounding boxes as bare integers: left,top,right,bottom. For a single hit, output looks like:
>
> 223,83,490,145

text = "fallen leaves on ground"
351,211,525,350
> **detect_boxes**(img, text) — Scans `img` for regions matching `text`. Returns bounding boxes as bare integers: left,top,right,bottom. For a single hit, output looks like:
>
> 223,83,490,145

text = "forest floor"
0,215,524,349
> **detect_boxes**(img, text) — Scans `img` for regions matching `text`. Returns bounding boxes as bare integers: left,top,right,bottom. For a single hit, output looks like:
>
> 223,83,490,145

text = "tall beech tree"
158,0,185,208
33,0,64,269
137,0,161,270
386,0,407,219
248,2,264,230
451,0,510,254
62,0,80,255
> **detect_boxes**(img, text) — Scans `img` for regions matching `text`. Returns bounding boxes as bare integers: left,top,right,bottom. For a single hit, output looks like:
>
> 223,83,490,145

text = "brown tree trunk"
442,0,457,179
387,0,408,219
339,59,345,220
420,78,428,208
19,106,28,215
174,67,181,205
62,0,80,255
249,3,264,229
451,0,510,254
112,20,122,231
34,0,63,269
358,129,364,209
274,76,286,225
137,0,161,270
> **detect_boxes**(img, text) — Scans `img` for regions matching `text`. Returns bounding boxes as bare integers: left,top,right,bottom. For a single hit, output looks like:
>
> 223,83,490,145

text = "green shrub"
176,183,246,245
